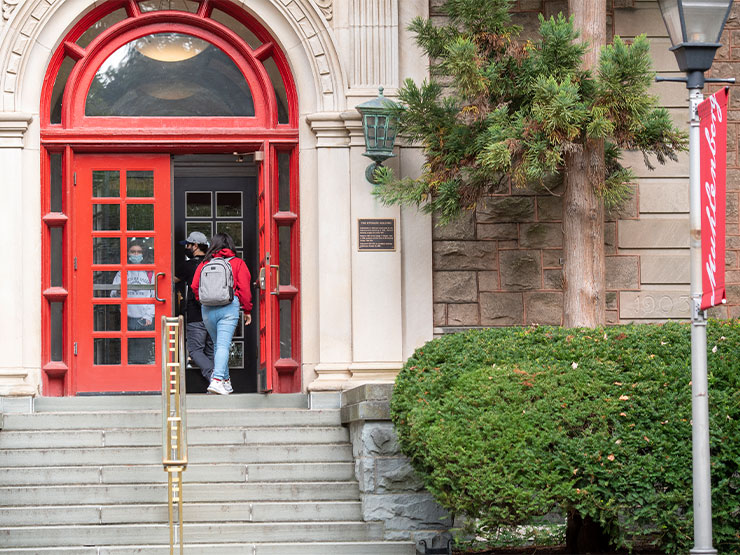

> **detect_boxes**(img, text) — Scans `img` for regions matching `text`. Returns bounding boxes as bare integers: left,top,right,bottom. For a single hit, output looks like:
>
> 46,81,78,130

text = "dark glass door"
173,155,258,393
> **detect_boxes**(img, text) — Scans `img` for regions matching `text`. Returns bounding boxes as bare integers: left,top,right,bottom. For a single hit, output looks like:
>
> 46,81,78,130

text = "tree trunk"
563,0,607,328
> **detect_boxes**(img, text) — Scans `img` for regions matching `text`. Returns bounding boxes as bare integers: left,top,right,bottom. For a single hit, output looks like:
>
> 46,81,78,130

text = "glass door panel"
73,154,171,393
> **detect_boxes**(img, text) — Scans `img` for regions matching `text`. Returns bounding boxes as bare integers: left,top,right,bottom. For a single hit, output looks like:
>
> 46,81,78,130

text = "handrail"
161,315,187,555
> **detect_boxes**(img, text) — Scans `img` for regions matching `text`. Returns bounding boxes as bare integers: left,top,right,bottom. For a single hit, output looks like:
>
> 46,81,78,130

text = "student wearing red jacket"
192,232,252,395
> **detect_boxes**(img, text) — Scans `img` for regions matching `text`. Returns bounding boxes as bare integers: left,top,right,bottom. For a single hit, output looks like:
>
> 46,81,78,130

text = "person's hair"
195,242,209,253
204,233,236,259
128,241,144,252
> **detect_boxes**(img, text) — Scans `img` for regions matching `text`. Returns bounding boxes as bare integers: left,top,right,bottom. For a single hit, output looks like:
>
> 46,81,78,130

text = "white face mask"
129,254,143,264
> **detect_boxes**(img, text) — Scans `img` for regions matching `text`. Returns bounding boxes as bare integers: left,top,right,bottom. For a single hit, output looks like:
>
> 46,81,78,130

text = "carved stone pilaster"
349,0,399,89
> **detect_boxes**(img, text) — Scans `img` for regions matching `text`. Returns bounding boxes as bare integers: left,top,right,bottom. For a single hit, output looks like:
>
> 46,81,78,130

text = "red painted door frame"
40,3,301,395
73,154,171,392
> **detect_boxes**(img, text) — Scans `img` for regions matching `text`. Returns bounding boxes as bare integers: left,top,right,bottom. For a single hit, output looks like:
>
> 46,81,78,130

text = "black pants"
186,321,214,380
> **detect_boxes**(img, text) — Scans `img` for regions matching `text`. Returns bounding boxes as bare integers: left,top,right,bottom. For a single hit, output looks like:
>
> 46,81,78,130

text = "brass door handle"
154,272,166,302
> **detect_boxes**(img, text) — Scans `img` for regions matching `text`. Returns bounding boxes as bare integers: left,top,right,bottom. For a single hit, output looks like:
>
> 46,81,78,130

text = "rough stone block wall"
341,385,452,551
430,0,740,330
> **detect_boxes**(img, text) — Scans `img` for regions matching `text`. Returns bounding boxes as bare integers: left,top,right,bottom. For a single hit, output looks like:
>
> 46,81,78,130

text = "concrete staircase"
0,395,415,554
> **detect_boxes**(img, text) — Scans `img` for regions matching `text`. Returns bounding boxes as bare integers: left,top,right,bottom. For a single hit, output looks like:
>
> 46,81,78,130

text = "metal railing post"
161,316,188,555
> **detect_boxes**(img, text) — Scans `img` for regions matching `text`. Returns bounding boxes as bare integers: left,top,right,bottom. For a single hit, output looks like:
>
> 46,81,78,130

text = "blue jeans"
201,298,239,382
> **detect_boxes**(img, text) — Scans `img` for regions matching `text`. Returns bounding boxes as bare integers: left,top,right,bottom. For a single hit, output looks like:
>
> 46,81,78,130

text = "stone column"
345,112,404,383
306,112,354,390
0,112,35,396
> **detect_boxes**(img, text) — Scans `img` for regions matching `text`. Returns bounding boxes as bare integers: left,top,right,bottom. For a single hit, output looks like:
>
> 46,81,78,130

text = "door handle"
270,265,280,296
154,272,166,302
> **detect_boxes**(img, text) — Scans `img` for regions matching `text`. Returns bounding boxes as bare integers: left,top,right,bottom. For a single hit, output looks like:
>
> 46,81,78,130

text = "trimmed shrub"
391,322,740,554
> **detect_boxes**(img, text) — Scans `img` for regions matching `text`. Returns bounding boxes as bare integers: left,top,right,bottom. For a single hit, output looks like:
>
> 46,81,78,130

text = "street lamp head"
657,0,733,87
356,87,400,184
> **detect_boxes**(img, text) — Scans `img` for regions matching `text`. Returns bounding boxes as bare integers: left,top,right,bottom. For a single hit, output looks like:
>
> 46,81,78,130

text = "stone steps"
0,501,363,524
0,482,362,505
0,462,356,485
0,542,415,554
0,395,415,554
0,426,349,448
0,521,387,547
0,443,353,466
0,409,342,429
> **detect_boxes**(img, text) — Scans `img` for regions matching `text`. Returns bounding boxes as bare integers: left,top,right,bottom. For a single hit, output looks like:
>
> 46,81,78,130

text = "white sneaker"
223,379,233,393
207,378,230,395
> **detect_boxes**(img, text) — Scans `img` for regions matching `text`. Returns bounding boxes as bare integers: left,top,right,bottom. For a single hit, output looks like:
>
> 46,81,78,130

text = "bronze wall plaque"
358,218,396,251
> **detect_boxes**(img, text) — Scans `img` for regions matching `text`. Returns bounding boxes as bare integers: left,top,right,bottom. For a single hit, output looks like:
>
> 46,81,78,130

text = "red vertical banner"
699,87,729,311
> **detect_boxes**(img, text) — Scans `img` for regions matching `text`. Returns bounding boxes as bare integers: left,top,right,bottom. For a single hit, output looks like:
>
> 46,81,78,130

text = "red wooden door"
257,149,275,392
73,154,172,393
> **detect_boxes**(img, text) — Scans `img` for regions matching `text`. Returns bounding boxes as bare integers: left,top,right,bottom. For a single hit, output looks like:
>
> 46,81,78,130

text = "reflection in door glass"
216,192,242,217
127,204,154,230
186,221,212,239
138,0,199,13
127,171,154,197
94,271,120,297
210,9,262,49
278,152,291,212
94,304,121,331
279,226,291,285
86,33,255,117
50,56,75,125
94,338,121,365
50,153,63,212
76,8,128,48
229,341,244,368
93,204,120,230
93,171,120,197
51,227,63,287
128,337,155,365
264,56,289,124
93,237,120,264
217,221,242,247
279,299,291,358
186,192,212,217
51,302,63,361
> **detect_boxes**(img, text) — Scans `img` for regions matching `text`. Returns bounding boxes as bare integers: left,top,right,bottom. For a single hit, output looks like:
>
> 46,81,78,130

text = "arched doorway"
40,0,301,396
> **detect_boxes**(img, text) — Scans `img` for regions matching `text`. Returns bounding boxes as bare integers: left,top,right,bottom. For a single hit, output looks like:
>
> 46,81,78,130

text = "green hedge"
391,322,740,553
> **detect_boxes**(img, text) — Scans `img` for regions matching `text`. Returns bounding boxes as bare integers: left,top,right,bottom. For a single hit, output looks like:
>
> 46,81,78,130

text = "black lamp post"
656,2,734,554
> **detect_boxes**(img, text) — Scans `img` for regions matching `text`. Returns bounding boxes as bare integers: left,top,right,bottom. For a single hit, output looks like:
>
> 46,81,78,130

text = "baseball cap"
179,231,209,246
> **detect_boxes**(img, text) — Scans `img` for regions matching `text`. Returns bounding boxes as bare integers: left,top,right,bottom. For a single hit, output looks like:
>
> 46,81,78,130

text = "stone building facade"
0,0,736,391
433,0,740,333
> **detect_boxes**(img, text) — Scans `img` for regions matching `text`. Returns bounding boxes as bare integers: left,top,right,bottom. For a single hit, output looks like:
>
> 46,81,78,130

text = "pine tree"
374,0,686,327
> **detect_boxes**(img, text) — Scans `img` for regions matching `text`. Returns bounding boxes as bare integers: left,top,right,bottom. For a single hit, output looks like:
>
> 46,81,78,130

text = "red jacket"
192,249,252,312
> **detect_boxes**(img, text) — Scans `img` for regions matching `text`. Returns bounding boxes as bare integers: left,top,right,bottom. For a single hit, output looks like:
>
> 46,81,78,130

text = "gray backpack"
198,257,235,306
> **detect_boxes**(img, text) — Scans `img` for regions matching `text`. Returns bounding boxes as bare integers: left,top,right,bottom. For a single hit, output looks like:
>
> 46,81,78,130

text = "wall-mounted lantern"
356,87,399,184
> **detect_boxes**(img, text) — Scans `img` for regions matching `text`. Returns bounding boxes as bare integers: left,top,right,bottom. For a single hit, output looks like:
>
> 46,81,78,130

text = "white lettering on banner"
703,94,723,307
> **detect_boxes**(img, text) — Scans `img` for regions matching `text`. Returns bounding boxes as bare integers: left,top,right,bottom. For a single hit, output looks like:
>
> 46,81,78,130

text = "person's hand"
244,313,252,326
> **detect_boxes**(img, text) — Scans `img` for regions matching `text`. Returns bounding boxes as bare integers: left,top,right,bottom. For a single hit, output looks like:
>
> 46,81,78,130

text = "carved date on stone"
3,0,20,21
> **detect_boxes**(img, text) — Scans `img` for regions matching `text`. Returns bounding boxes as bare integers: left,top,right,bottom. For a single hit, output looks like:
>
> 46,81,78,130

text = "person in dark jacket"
174,231,214,384
192,232,252,395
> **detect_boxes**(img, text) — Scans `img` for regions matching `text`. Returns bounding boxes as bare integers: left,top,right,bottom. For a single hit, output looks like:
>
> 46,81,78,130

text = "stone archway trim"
1,0,346,113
